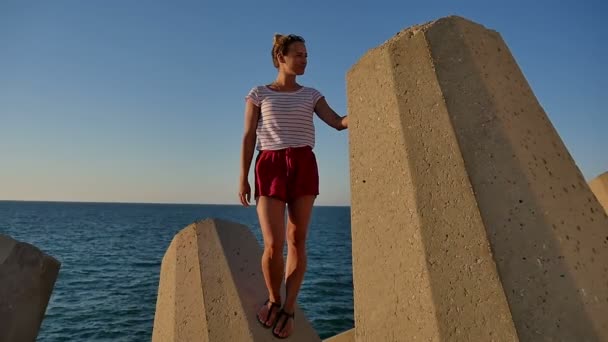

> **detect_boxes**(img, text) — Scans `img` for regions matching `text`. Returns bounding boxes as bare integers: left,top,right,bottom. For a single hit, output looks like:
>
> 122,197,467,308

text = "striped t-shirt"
246,85,324,151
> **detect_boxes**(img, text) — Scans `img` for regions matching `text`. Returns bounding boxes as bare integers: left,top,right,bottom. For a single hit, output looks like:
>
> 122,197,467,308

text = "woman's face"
281,42,307,75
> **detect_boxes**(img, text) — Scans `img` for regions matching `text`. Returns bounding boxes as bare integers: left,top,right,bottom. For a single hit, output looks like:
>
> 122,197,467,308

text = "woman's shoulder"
248,85,265,92
246,85,268,98
249,84,283,94
301,85,322,93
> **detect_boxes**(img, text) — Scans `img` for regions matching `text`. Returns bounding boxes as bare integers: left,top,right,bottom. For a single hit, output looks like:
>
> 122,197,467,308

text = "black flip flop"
258,299,281,328
272,309,295,339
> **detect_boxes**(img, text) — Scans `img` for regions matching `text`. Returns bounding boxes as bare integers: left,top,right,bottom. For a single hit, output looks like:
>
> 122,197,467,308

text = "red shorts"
254,146,319,203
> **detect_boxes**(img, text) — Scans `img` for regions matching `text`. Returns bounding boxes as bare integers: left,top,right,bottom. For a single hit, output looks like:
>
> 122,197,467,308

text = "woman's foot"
273,309,295,339
257,299,281,328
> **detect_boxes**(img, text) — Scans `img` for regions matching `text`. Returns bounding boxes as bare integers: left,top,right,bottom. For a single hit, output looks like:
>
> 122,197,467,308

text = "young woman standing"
239,34,348,339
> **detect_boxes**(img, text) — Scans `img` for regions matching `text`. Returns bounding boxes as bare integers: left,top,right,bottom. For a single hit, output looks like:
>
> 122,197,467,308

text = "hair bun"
273,34,284,44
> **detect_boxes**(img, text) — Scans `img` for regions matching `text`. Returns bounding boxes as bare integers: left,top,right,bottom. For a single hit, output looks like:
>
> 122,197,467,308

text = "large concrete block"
347,15,608,342
589,172,608,213
152,218,321,342
323,328,354,342
0,234,61,342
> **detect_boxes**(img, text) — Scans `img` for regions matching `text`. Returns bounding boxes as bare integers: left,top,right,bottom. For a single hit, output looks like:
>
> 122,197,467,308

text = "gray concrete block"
589,172,608,214
347,15,607,342
152,218,321,341
323,328,354,342
0,234,60,342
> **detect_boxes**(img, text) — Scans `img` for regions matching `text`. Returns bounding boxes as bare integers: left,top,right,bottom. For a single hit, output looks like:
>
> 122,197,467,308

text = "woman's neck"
273,73,298,89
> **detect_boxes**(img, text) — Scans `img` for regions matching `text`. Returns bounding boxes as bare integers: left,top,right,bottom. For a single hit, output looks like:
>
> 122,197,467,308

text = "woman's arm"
239,100,260,206
315,97,348,131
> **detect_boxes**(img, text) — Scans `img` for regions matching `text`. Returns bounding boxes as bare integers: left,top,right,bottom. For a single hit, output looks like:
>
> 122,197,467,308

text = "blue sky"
1,0,606,206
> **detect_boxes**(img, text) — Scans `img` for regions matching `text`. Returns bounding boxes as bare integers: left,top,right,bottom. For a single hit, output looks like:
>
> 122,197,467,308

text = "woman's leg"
274,195,315,337
256,196,287,326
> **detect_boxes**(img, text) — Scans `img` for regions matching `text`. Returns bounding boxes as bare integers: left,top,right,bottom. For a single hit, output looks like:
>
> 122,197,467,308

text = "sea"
0,201,354,341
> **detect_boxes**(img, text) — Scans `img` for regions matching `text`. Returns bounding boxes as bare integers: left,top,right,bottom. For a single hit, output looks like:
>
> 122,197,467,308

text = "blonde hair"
271,34,305,68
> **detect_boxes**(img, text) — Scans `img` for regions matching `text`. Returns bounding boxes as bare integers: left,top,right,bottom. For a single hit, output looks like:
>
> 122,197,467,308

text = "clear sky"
1,0,606,206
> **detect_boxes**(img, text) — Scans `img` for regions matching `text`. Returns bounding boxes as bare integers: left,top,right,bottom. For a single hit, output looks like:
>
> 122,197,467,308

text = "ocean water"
0,201,354,341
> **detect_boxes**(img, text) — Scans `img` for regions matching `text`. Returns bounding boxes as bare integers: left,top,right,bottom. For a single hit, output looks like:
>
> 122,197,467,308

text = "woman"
239,33,348,339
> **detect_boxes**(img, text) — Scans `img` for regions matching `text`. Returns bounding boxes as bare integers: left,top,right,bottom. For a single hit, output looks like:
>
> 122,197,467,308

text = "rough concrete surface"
347,15,608,342
152,218,321,342
323,328,354,342
0,234,61,342
589,172,608,214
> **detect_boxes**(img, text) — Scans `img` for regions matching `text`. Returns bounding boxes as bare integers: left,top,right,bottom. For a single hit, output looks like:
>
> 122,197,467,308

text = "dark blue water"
0,201,354,341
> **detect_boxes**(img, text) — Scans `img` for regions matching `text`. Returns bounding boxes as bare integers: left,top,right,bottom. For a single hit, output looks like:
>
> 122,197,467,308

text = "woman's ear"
277,53,285,64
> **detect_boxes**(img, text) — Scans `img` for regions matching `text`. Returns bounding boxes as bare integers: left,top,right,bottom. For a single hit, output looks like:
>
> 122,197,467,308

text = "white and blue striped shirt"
246,85,324,151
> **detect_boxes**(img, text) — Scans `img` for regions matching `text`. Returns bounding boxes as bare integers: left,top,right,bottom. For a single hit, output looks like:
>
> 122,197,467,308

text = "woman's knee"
286,232,306,252
264,239,284,257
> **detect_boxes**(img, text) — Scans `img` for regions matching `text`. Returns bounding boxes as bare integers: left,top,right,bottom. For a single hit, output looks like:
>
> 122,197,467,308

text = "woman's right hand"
239,180,251,207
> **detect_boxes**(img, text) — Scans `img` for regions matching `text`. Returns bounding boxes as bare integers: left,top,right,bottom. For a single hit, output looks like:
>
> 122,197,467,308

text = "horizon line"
0,199,352,208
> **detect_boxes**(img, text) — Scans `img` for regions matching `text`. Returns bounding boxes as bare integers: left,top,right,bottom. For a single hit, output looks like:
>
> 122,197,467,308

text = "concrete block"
323,328,354,342
589,172,608,214
0,234,61,342
152,218,321,341
347,15,608,342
